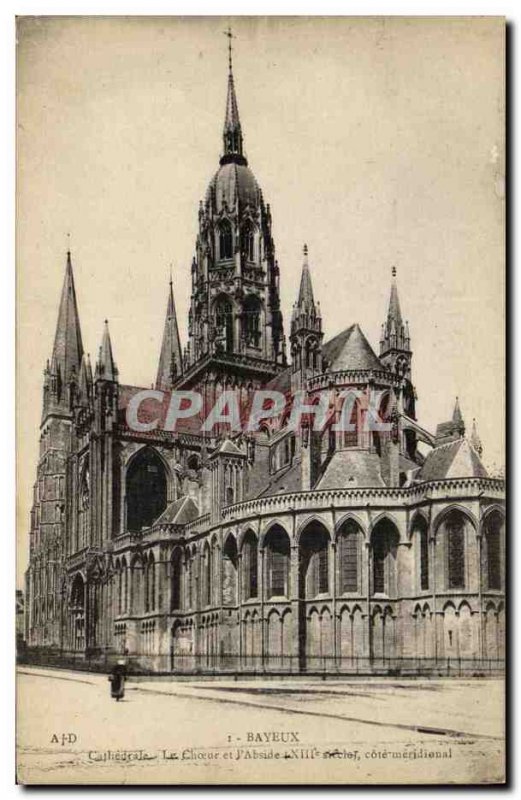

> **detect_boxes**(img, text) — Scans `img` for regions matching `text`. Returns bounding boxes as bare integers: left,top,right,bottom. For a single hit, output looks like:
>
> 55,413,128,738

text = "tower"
28,249,84,647
290,244,323,391
180,33,286,392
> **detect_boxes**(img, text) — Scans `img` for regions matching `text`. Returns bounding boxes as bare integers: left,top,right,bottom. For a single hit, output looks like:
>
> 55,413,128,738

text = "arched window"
242,531,258,600
126,448,168,533
203,544,212,607
265,526,290,598
412,516,429,591
225,486,234,506
342,397,359,449
242,295,261,347
484,512,503,590
338,520,362,594
171,549,182,611
219,220,233,260
371,520,399,595
445,512,465,589
223,535,238,606
299,522,330,598
145,553,155,613
240,223,255,261
120,557,127,613
215,296,234,352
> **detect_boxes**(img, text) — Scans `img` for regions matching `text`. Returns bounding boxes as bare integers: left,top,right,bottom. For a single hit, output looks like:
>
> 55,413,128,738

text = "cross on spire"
221,26,245,165
224,26,234,73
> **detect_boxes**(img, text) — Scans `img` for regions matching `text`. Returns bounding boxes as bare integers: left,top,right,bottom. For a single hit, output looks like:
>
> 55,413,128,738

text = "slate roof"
323,324,384,372
417,438,488,482
154,495,200,526
258,461,302,497
315,450,385,489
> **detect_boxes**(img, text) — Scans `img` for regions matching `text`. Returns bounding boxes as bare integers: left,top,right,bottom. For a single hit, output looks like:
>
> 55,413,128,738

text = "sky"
16,16,505,586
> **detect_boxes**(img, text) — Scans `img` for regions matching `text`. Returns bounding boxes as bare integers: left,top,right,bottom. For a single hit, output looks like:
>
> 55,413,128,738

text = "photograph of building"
22,21,505,676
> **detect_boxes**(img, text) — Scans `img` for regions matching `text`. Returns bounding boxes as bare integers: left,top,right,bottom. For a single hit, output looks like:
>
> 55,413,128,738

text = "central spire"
221,27,247,166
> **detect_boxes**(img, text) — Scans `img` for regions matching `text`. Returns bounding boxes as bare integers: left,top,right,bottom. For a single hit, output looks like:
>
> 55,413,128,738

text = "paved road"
17,668,505,785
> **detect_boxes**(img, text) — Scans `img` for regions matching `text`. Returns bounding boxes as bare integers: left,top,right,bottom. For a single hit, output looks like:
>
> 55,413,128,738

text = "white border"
2,2,516,797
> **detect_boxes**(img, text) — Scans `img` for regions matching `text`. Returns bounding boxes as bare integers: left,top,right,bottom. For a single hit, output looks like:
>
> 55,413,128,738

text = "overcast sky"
16,16,505,585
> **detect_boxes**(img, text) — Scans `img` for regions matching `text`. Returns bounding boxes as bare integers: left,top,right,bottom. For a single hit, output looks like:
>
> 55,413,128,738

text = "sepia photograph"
15,15,505,785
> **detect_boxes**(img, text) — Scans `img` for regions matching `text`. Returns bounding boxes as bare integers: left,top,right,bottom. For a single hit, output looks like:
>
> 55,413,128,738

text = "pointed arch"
337,517,363,595
370,517,400,596
126,447,168,532
264,524,290,599
241,528,258,601
218,219,233,260
299,519,330,598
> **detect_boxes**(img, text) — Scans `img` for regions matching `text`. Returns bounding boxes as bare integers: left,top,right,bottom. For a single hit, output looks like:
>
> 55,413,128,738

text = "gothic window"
338,520,361,594
242,531,258,600
420,527,429,590
219,220,233,260
299,522,330,598
446,513,465,589
226,486,234,506
215,296,234,352
126,448,168,533
204,544,212,607
484,512,503,590
242,295,261,347
372,520,399,595
342,398,359,449
171,549,182,611
240,223,255,261
145,553,155,613
265,526,290,598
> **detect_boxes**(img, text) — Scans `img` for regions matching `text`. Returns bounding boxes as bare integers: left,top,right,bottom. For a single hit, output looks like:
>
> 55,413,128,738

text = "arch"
214,294,234,353
130,555,144,615
438,509,469,590
299,519,330,598
240,221,255,261
408,509,429,540
241,529,258,601
370,517,400,596
337,517,363,595
264,524,290,599
242,294,262,348
411,514,430,592
69,573,86,652
186,453,201,472
296,514,332,544
171,547,183,611
126,447,168,533
218,219,233,260
145,552,156,613
369,511,401,538
223,533,239,606
432,504,478,536
482,509,503,591
335,511,367,539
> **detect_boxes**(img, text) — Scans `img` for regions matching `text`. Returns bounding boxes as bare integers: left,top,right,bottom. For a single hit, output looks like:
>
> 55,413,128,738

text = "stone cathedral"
24,45,505,675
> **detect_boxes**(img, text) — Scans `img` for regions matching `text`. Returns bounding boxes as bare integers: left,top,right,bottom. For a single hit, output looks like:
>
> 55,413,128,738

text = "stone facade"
24,48,505,675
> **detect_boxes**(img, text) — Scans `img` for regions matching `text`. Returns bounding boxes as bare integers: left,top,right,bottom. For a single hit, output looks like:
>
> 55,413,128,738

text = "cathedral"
24,43,505,675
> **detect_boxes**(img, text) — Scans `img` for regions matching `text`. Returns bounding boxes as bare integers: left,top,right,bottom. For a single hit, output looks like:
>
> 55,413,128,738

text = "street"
17,667,505,784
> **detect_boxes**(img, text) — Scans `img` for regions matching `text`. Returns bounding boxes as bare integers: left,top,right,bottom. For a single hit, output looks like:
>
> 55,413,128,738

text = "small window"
219,221,233,260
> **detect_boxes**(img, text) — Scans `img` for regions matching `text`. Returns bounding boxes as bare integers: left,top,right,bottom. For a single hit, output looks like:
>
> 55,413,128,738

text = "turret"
156,276,183,390
290,244,323,391
379,266,412,379
94,320,119,433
